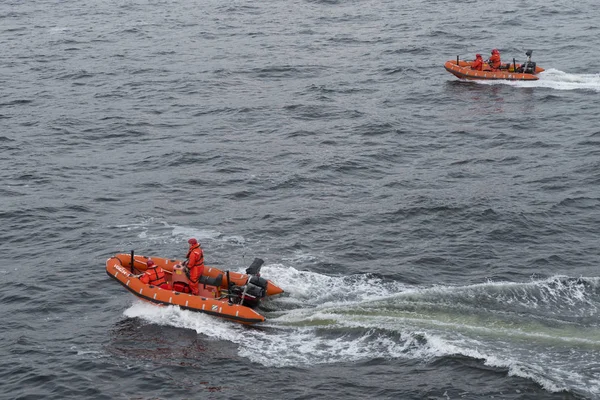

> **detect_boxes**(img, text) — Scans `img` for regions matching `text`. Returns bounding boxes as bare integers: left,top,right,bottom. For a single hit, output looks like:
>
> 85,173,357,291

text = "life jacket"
489,53,501,69
184,244,204,283
471,57,483,71
186,244,204,268
145,266,167,287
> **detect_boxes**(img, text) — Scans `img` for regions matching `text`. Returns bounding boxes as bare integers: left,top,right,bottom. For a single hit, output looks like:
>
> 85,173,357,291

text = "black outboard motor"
226,258,268,308
231,282,265,308
519,50,536,74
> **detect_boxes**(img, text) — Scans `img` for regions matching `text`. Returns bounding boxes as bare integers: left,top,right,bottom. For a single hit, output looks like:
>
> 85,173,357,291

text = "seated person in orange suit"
487,49,501,71
139,259,172,290
471,54,483,71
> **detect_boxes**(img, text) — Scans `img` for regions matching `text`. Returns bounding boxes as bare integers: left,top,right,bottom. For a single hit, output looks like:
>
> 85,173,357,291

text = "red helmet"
492,49,499,54
188,238,198,245
476,54,482,58
146,259,155,267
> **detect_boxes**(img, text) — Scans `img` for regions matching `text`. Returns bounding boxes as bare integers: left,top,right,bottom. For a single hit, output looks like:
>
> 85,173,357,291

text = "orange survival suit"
140,259,171,290
471,54,483,71
488,49,501,70
185,238,205,295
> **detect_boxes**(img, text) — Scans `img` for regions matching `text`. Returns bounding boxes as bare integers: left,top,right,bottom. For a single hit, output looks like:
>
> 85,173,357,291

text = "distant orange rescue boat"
445,50,544,81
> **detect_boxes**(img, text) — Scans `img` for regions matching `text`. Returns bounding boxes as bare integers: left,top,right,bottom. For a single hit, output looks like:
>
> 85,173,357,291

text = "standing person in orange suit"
183,238,205,295
471,53,484,71
139,259,171,290
488,49,501,71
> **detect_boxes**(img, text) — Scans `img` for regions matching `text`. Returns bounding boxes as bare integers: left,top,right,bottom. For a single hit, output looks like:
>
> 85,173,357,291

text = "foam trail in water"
122,271,600,397
263,263,409,308
478,69,600,91
123,301,250,342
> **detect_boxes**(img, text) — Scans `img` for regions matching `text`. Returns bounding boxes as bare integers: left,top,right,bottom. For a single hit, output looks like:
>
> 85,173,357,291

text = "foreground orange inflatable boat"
106,252,284,325
445,50,545,81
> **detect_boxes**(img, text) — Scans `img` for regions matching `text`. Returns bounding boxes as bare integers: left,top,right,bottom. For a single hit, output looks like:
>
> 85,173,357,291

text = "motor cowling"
518,61,536,74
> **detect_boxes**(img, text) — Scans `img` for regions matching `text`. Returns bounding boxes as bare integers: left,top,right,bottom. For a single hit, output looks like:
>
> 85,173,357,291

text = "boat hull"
444,60,544,81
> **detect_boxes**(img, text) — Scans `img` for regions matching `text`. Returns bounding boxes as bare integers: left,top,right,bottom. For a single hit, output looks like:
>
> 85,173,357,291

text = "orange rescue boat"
445,50,545,81
106,252,284,325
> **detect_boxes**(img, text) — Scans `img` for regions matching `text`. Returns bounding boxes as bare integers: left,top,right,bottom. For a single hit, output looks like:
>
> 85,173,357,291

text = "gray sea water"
2,0,600,399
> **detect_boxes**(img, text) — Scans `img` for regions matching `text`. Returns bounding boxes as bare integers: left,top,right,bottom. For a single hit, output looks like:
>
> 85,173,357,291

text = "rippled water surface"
2,0,600,399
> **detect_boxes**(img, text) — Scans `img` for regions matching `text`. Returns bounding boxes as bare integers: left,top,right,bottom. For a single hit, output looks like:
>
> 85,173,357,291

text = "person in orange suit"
184,238,205,295
488,49,501,71
471,54,483,71
139,259,171,290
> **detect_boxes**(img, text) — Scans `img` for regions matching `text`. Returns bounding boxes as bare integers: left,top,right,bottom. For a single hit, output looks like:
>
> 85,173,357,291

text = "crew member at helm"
139,259,171,290
471,53,483,71
488,49,502,71
183,238,205,296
